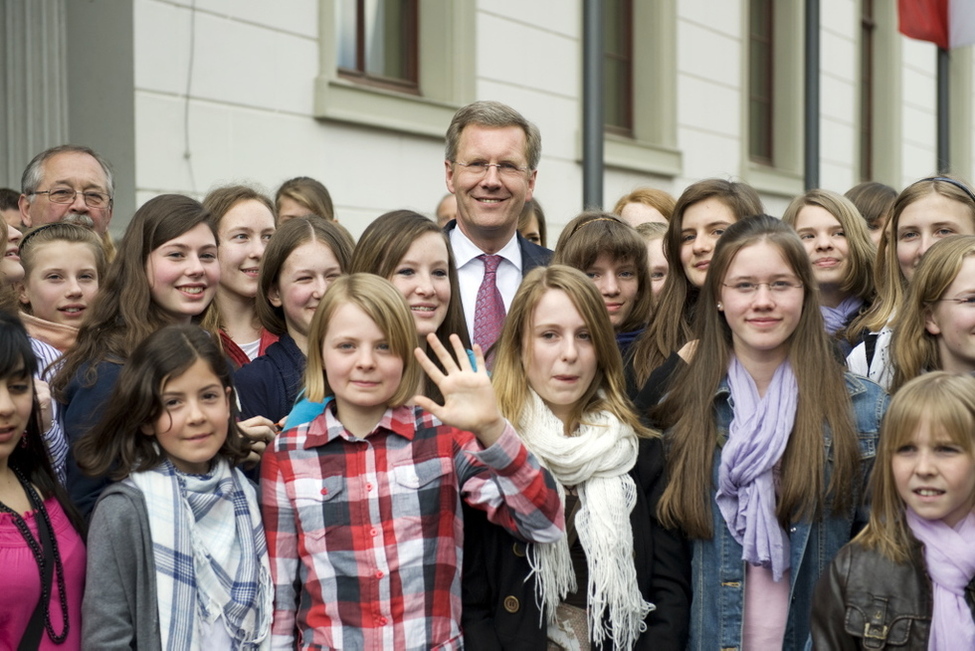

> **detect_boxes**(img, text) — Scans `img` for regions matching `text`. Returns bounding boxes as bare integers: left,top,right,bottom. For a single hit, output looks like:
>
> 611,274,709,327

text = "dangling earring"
19,432,27,448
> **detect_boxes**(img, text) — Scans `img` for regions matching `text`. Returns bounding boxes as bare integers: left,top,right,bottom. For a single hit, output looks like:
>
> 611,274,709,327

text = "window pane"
749,100,771,160
604,57,627,128
337,0,417,85
749,46,770,99
750,0,770,38
336,0,357,70
748,0,773,163
603,0,632,131
603,0,627,57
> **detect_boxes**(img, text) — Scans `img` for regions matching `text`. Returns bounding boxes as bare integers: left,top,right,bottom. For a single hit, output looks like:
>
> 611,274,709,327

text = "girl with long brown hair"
654,215,887,649
629,179,763,389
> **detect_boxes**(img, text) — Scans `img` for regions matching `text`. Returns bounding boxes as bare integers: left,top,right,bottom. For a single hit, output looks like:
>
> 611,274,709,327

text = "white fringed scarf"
518,390,653,650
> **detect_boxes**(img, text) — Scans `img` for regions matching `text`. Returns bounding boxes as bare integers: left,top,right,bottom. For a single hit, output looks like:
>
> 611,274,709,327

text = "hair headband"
572,216,625,236
917,176,975,203
17,222,72,254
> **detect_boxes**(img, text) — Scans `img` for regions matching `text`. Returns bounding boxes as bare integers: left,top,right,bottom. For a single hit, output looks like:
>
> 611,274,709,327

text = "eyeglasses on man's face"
452,160,530,178
30,188,111,209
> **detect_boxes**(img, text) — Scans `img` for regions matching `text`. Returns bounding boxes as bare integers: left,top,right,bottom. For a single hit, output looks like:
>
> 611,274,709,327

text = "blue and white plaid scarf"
126,458,272,650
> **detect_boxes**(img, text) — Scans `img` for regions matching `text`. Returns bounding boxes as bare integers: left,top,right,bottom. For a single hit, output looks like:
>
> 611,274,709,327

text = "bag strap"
864,332,879,369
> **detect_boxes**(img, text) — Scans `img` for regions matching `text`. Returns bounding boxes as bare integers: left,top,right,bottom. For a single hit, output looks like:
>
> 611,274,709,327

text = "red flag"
899,0,949,49
899,0,975,49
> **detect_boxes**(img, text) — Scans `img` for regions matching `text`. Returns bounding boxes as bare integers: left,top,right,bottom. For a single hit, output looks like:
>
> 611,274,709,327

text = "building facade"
3,0,972,239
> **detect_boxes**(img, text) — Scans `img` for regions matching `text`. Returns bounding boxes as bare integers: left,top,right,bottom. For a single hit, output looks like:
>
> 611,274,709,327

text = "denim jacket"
688,372,889,651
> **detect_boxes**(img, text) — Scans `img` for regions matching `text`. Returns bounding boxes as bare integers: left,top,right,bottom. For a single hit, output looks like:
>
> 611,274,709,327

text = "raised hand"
413,333,506,446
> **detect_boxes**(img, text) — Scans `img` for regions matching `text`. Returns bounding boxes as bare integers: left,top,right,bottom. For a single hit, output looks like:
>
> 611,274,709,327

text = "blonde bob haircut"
889,235,975,393
856,372,975,563
781,188,876,303
491,265,650,438
303,273,422,408
861,175,975,333
552,211,654,334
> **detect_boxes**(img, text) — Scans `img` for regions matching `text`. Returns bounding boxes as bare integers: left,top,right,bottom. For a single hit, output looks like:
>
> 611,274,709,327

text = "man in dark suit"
442,101,552,349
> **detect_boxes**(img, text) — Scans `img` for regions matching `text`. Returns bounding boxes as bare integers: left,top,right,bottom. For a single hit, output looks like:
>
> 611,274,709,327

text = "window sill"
742,162,804,198
314,77,459,139
601,134,683,177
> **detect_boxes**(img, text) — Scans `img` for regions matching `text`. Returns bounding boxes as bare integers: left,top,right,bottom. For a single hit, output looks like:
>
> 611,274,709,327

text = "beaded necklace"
0,466,69,644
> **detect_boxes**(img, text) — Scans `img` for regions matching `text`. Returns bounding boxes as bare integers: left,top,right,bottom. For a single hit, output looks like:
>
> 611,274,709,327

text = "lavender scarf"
820,296,863,336
716,358,798,581
906,509,975,650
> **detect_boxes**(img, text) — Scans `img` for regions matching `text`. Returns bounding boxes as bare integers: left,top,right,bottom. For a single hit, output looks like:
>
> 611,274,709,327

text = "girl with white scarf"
463,265,691,651
76,325,272,650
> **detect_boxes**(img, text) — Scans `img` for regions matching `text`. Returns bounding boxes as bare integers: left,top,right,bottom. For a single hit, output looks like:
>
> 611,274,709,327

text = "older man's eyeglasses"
31,188,111,209
453,160,530,178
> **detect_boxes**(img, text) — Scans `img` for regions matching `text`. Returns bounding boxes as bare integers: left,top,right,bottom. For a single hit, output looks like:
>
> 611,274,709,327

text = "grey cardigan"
82,483,162,651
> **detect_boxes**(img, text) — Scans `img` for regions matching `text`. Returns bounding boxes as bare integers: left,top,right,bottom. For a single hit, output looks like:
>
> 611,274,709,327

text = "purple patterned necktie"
473,254,505,366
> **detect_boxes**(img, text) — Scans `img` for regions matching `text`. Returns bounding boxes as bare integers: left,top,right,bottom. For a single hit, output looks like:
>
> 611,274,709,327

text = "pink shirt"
742,460,789,649
743,563,790,649
0,496,86,650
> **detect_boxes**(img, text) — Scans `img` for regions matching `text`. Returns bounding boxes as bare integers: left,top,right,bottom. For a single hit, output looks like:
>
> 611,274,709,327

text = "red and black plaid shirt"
261,403,563,650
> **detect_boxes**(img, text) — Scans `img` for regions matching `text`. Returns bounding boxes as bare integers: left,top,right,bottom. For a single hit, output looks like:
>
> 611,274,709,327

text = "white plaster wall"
900,37,939,186
134,0,447,239
673,0,745,194
130,0,975,241
473,4,583,238
819,0,858,194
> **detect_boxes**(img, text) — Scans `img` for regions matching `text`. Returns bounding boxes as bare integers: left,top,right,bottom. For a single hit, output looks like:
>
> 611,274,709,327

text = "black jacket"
234,333,305,423
461,436,691,650
811,540,975,649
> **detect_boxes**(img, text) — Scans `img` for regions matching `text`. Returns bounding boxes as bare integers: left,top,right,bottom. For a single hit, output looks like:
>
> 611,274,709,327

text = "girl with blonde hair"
261,273,562,650
612,187,675,227
812,372,975,649
467,264,690,650
782,188,876,353
16,222,107,482
848,176,975,388
888,234,975,393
